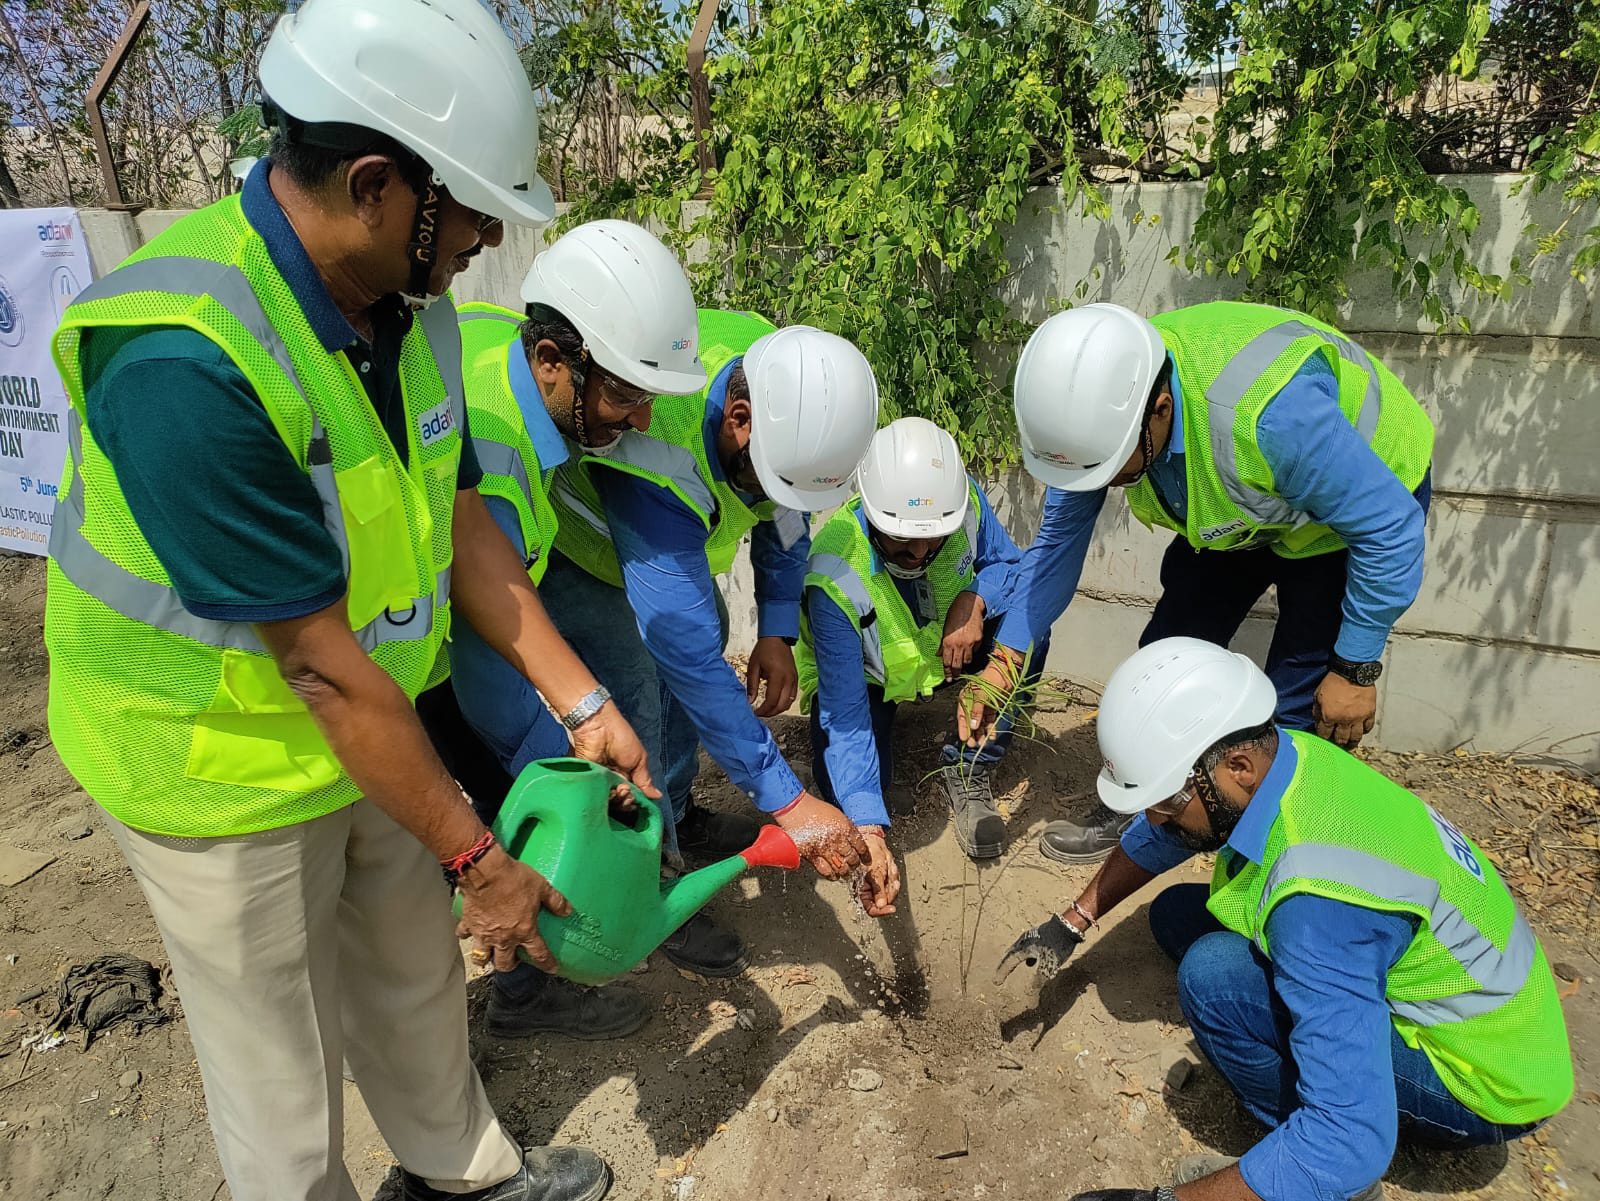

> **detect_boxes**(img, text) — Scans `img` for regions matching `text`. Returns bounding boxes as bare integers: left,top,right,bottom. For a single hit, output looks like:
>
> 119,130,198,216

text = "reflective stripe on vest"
607,432,717,521
1204,321,1382,528
49,257,460,651
806,551,887,683
1258,842,1538,1025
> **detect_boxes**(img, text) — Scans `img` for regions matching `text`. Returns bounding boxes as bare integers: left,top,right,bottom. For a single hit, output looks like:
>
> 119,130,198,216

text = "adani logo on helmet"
0,275,24,350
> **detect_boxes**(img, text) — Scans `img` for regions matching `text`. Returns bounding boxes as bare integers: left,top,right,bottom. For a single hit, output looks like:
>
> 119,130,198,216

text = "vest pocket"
186,648,342,792
337,454,425,628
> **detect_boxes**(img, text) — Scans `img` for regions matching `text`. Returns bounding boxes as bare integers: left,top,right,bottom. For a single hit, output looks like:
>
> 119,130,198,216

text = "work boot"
1039,807,1136,864
939,764,1004,860
1174,1154,1381,1199
486,970,650,1041
660,911,748,977
675,803,763,861
401,1145,611,1201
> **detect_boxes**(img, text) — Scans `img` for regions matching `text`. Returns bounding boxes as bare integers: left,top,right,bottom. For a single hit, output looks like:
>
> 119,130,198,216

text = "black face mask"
1169,769,1246,853
727,443,764,497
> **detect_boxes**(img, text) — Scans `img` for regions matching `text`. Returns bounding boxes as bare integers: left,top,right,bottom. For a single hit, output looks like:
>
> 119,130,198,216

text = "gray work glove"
994,913,1084,984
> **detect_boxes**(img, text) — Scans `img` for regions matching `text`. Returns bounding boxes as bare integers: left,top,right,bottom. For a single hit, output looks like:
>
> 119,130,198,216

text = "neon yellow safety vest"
1207,731,1573,1125
551,308,789,588
458,302,561,586
1126,303,1435,558
45,195,461,838
795,485,982,708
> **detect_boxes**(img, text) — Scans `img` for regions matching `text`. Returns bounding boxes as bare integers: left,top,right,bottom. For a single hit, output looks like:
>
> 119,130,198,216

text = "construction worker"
43,2,647,1198
797,417,1035,885
424,221,716,1037
966,302,1435,864
539,280,882,967
999,638,1573,1201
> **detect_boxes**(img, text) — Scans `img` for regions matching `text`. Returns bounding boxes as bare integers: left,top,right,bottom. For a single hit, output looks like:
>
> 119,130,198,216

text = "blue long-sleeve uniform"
997,354,1427,663
447,342,573,776
804,484,1021,827
1123,732,1417,1200
591,363,808,811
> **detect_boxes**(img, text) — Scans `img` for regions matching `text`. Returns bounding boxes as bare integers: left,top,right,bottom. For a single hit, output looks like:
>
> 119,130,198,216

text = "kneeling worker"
1000,638,1573,1201
798,417,1034,886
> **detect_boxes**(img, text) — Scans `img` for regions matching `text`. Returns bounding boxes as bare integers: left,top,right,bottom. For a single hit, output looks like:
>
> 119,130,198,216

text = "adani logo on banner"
0,275,23,350
37,220,74,243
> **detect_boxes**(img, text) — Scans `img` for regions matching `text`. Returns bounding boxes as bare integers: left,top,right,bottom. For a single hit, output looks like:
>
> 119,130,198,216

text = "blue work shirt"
997,354,1428,662
804,484,1021,826
593,359,809,811
1123,731,1419,1201
447,341,572,776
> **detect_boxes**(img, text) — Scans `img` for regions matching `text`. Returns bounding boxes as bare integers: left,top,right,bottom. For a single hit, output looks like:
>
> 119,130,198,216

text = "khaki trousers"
107,799,522,1200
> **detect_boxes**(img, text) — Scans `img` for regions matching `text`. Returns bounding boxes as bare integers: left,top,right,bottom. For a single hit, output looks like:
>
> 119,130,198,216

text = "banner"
0,207,93,554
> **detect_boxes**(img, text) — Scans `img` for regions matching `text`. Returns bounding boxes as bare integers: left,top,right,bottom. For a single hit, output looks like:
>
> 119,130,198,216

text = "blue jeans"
1148,883,1536,1147
1139,475,1431,730
539,552,729,857
808,622,1050,807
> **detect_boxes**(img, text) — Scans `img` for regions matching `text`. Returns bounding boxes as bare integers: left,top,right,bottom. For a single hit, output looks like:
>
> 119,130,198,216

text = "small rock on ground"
847,1067,883,1092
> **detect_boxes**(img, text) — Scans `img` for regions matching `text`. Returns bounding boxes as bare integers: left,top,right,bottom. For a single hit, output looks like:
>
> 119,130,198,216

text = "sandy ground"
1,550,1596,1201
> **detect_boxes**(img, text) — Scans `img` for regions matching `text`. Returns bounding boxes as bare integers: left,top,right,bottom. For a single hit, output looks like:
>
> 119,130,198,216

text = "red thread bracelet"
441,829,496,886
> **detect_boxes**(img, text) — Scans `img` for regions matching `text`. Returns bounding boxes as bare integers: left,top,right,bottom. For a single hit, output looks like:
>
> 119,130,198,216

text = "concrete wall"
76,176,1600,767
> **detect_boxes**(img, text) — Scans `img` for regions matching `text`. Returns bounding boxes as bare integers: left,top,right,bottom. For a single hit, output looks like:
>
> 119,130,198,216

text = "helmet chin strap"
883,557,929,580
400,168,445,308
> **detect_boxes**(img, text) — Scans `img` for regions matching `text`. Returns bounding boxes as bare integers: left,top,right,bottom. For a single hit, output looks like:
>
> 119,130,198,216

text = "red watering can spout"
739,824,802,871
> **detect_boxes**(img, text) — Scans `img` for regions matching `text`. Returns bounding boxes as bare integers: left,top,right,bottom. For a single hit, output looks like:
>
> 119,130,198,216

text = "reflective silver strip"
459,307,521,326
1204,320,1383,527
807,552,885,683
609,433,715,518
52,257,451,651
1258,843,1537,1024
960,495,980,560
474,437,533,506
551,471,613,538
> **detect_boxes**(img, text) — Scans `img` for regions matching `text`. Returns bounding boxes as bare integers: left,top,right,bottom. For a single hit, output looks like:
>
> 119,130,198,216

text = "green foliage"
1517,13,1600,282
1178,0,1500,327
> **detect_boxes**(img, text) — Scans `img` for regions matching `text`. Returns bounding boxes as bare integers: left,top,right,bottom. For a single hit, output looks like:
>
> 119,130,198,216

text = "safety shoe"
1174,1154,1381,1199
401,1145,611,1201
675,803,763,861
661,912,749,977
939,765,1004,860
1039,807,1136,864
486,972,650,1042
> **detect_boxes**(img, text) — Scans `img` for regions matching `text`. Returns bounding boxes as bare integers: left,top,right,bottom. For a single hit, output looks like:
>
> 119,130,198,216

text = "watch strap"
561,684,612,730
1328,653,1382,686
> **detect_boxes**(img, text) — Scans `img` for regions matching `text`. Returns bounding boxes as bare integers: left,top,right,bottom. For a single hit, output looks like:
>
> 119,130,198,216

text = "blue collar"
242,159,363,353
1224,726,1297,864
505,342,568,475
1162,354,1185,458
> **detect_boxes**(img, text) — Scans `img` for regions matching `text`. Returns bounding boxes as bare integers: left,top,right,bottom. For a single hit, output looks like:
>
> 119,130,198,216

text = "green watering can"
453,758,801,985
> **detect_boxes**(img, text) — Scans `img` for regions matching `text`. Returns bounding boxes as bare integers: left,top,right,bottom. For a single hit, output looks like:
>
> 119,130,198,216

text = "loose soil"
1,552,1596,1200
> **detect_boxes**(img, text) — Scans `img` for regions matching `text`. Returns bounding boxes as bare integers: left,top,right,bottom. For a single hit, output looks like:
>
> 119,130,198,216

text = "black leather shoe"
1039,808,1136,864
660,911,748,977
675,803,762,860
486,972,649,1041
402,1145,611,1201
939,765,1004,860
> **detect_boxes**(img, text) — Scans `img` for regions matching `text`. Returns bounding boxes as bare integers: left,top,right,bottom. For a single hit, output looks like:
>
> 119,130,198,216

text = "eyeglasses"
468,208,502,236
590,363,656,411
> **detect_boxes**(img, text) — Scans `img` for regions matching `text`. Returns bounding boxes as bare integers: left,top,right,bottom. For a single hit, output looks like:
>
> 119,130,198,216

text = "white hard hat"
258,0,554,225
1095,637,1278,815
856,417,969,540
521,220,706,396
742,327,880,512
1013,303,1167,492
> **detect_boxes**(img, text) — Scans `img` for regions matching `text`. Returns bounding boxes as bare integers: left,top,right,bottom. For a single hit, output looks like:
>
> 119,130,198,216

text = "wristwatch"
560,684,612,730
1328,653,1383,687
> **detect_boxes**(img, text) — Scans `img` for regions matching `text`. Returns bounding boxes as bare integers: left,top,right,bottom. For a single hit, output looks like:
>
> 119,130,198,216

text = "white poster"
0,207,94,555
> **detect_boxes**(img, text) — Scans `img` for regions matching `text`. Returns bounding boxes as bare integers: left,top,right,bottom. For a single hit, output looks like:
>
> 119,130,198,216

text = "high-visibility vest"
550,308,783,587
45,195,460,837
1126,302,1435,558
795,486,982,707
458,302,561,585
1207,730,1573,1124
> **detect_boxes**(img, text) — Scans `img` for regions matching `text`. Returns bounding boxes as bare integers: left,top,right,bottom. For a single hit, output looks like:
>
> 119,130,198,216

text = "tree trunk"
0,146,21,207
